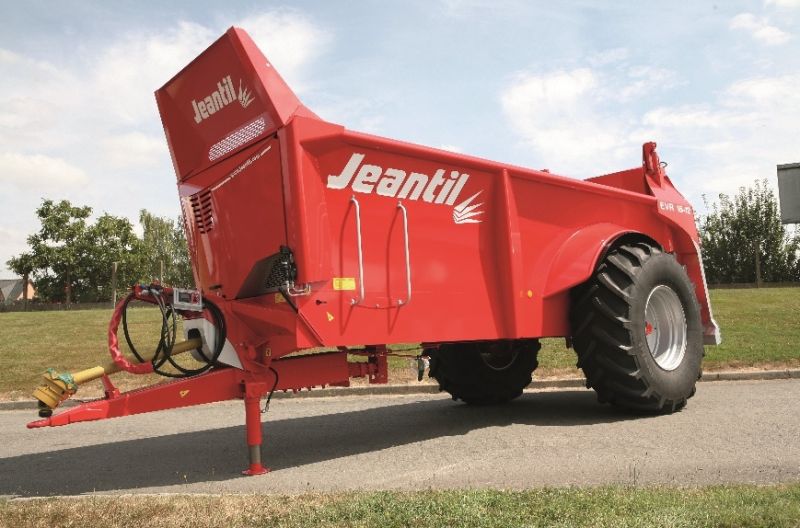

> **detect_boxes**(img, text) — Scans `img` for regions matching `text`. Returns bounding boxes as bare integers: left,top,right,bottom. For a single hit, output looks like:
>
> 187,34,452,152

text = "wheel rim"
644,285,687,371
480,342,519,371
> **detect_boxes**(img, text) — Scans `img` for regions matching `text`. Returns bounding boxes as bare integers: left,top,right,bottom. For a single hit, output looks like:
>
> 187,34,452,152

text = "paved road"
1,379,798,497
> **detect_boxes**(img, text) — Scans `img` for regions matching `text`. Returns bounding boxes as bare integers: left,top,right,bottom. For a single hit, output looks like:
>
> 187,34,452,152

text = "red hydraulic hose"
108,293,154,374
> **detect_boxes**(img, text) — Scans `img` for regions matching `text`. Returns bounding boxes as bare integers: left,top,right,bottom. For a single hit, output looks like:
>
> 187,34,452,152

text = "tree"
138,210,194,288
6,252,34,301
18,200,92,302
84,213,144,302
6,199,142,302
699,180,800,284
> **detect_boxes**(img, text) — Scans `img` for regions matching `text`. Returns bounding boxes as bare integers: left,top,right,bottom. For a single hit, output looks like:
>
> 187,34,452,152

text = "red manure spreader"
29,28,720,475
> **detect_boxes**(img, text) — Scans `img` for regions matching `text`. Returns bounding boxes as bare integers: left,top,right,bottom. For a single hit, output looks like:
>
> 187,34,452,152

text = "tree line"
699,180,800,285
7,199,193,303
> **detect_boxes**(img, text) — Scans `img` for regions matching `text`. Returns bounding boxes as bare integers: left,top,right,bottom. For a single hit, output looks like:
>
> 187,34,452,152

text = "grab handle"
397,202,411,306
350,196,365,305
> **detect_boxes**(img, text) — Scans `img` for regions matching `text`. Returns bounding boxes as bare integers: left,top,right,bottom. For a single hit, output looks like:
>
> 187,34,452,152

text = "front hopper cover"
155,27,317,181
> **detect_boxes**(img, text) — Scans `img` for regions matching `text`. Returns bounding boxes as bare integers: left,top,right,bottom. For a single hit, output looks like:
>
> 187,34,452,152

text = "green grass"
0,306,170,398
1,287,798,397
2,485,799,528
703,288,800,368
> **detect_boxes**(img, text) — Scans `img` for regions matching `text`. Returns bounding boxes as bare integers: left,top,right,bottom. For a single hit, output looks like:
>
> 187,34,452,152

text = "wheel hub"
644,285,687,371
479,342,519,371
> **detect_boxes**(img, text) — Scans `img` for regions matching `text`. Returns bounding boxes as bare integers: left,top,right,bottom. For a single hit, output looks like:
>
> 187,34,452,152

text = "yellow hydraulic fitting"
33,337,203,416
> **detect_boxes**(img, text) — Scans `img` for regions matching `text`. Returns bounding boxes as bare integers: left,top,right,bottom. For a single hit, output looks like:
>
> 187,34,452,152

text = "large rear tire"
429,339,540,404
570,241,704,414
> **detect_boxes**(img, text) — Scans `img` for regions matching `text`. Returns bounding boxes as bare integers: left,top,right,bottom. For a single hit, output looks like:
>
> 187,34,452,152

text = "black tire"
428,339,540,404
570,241,704,414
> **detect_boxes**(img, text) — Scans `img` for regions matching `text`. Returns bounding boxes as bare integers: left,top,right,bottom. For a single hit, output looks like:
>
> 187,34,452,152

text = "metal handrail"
350,196,365,305
397,202,411,306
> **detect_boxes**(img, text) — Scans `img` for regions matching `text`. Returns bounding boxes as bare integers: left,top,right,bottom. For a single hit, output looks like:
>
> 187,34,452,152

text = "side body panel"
278,120,709,351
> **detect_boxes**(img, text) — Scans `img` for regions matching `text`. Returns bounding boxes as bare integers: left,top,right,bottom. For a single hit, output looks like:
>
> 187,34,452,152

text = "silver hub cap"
644,285,687,371
480,343,518,371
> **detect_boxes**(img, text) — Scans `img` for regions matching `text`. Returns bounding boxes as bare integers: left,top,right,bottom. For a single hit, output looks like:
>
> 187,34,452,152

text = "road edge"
2,368,798,411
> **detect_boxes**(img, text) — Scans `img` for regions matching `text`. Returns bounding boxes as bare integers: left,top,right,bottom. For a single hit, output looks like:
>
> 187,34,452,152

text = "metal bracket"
285,283,311,296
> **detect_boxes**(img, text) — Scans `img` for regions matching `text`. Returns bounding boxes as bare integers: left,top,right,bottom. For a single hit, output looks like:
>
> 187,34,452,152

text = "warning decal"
332,277,356,291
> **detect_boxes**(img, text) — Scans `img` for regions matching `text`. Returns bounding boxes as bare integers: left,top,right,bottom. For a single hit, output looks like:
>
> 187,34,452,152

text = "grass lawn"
0,306,177,399
703,287,800,368
0,287,798,399
2,485,799,528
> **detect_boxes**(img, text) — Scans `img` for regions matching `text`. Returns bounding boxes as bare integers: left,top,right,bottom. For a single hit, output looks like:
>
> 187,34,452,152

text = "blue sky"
1,0,798,276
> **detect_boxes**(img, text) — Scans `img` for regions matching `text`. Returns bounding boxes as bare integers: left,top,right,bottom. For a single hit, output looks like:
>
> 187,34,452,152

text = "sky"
1,0,799,277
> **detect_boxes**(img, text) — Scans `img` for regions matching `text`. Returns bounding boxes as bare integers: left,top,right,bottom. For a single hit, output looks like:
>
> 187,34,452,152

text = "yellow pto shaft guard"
33,337,203,412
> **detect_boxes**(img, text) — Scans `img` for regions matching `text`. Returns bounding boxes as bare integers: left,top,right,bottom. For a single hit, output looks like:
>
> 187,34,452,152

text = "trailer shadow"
1,389,643,496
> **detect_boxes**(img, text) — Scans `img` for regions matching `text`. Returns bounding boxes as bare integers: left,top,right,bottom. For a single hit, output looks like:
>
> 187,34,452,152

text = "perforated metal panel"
778,163,800,224
208,117,267,161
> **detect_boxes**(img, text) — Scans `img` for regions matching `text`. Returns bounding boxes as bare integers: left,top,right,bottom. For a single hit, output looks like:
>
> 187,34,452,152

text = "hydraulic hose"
108,293,154,375
108,288,226,377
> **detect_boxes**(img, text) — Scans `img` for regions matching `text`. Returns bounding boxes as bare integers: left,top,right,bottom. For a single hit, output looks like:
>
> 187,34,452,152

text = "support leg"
242,387,270,476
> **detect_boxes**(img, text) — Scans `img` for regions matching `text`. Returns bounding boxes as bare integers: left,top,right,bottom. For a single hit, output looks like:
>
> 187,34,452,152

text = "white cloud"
0,49,75,150
588,47,630,67
100,132,166,169
500,59,800,208
0,48,17,63
727,74,799,104
87,12,331,126
91,21,217,125
500,65,682,176
640,105,757,131
238,10,332,93
0,226,29,277
1,11,328,149
764,0,800,8
313,94,388,133
619,66,679,101
730,13,791,45
1,10,329,143
0,47,59,74
438,0,523,17
500,68,634,176
506,68,596,103
0,152,88,190
633,74,800,200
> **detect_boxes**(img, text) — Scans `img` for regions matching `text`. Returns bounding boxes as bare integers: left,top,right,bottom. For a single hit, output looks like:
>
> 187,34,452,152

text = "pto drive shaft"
32,337,203,415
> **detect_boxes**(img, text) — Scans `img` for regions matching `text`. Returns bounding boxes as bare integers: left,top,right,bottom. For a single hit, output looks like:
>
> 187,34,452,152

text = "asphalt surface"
1,379,798,497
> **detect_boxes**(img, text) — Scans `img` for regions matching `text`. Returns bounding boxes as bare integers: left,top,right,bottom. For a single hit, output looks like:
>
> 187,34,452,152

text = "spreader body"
28,27,719,475
155,27,718,362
